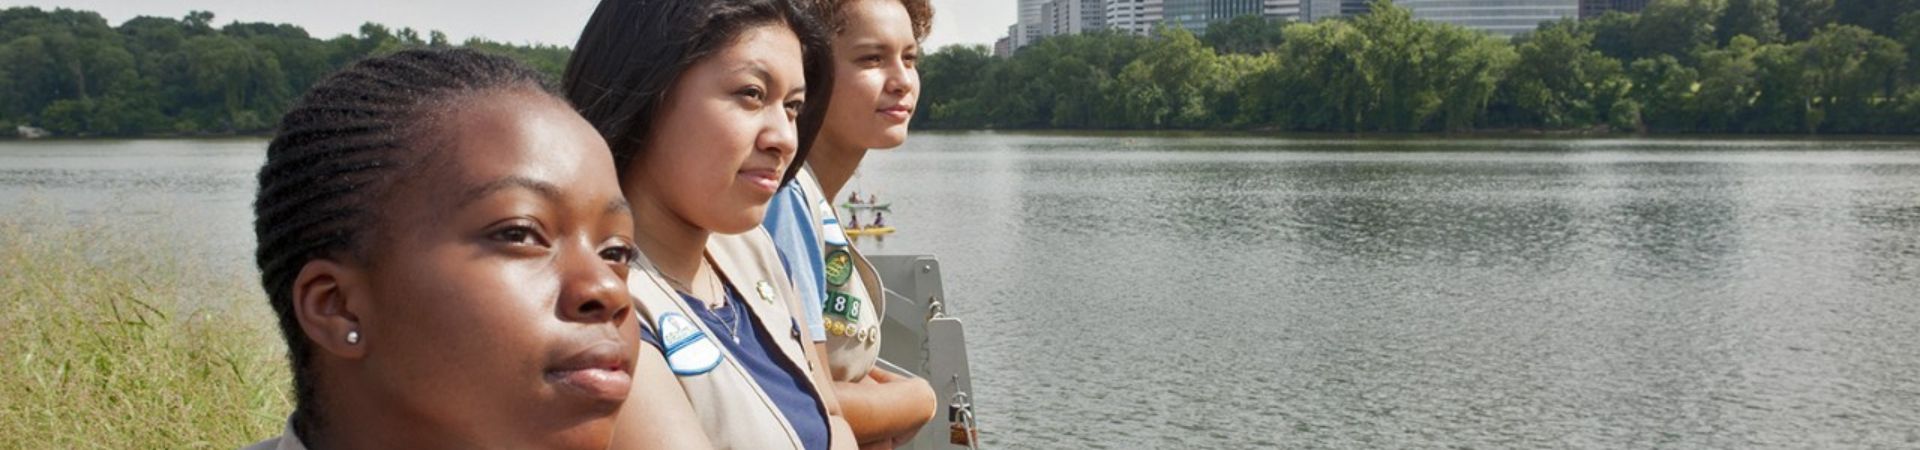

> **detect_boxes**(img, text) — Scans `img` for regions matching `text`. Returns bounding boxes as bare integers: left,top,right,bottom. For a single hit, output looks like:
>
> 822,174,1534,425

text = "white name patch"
656,312,722,376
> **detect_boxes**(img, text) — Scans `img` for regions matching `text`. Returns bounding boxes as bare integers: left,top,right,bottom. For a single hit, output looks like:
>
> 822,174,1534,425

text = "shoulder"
709,230,804,310
764,182,811,224
239,421,308,450
624,263,685,320
709,228,785,275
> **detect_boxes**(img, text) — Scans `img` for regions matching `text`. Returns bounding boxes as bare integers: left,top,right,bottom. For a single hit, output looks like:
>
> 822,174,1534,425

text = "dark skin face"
290,89,641,450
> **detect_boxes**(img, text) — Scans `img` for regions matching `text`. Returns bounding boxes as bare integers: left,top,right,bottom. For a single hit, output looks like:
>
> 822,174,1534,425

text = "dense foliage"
0,8,567,136
917,0,1920,134
5,1,1919,136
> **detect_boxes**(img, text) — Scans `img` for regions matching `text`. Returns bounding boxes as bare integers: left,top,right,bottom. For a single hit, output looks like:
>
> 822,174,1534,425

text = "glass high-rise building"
1395,0,1578,36
1162,0,1302,33
1579,0,1649,18
1342,0,1372,16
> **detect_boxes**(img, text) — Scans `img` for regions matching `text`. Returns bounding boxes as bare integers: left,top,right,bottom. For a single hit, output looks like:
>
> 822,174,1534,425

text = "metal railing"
870,254,980,449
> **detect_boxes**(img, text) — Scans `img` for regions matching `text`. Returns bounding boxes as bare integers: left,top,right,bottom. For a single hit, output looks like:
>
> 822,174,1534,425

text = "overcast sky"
4,0,1014,50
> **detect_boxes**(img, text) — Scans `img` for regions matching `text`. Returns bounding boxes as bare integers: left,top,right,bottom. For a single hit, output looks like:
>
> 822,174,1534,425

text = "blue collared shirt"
764,181,829,342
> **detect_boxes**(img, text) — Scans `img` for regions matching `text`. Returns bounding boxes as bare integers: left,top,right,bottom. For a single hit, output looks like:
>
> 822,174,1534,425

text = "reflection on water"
6,135,1920,448
858,134,1920,448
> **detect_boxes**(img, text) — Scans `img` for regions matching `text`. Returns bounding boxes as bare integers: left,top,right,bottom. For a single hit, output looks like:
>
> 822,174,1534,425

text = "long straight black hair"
564,0,833,186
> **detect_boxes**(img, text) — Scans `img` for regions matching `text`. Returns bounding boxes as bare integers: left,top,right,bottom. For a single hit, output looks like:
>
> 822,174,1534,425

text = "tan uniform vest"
240,421,308,450
793,167,886,382
626,230,830,449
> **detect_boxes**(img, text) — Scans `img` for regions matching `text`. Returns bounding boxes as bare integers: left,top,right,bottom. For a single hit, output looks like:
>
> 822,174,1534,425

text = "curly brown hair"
806,0,933,41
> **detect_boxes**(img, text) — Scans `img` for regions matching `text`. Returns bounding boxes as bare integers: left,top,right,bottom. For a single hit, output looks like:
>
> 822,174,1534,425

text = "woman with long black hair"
565,1,854,448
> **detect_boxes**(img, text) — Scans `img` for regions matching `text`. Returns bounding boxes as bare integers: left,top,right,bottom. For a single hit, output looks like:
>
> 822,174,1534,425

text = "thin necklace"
663,254,743,344
698,257,743,345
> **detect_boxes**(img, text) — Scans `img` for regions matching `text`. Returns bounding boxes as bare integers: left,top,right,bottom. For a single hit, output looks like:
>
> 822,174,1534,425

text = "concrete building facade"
1106,0,1166,35
1049,0,1109,35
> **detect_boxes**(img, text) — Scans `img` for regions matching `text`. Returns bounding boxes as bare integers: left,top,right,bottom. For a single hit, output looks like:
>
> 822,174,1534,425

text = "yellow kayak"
845,226,896,237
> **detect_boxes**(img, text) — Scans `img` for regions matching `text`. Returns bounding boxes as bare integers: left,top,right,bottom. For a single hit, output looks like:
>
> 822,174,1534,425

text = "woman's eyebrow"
456,175,563,208
731,62,772,84
604,198,632,218
847,42,890,52
730,62,804,98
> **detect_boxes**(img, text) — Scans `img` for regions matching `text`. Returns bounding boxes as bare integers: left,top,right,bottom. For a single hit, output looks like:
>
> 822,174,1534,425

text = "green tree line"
0,7,567,137
7,2,1920,137
917,0,1920,134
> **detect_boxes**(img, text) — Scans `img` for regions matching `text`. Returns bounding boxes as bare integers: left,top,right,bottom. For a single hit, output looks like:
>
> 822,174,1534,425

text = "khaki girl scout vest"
626,230,831,449
241,422,308,450
793,167,885,382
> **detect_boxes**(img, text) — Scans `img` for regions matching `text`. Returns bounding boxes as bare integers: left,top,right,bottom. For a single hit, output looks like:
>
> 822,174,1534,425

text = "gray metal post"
871,254,980,449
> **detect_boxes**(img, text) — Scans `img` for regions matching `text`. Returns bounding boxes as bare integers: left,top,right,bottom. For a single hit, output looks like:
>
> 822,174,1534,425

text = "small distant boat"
840,202,892,211
16,125,50,139
845,225,896,237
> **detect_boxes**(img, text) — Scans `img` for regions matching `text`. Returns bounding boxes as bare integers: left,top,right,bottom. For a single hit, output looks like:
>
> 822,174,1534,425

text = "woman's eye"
599,246,637,265
860,55,884,65
492,226,540,245
740,86,766,102
785,100,805,114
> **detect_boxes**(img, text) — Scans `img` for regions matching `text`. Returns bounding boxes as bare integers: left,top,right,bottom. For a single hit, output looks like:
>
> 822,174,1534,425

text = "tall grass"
0,202,289,448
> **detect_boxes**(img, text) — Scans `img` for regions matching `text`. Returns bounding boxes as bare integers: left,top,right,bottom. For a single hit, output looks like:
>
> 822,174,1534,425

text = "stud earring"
346,330,361,345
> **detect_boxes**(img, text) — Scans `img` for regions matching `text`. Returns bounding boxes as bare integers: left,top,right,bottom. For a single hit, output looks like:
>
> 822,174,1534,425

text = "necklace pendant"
732,334,741,345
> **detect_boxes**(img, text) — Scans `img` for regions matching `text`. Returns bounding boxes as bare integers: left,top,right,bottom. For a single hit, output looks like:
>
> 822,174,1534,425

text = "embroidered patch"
823,249,853,287
821,213,850,247
823,291,862,321
656,312,721,376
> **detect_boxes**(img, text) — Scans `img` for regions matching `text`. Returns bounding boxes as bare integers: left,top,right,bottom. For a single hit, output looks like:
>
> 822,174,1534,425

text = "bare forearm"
835,378,937,444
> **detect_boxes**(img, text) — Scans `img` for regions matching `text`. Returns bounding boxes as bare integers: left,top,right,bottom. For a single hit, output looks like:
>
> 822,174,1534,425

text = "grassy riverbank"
0,203,287,448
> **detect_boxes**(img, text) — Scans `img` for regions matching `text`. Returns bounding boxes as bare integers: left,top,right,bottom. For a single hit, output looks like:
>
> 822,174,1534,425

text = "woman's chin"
705,210,768,235
544,421,620,450
865,128,910,150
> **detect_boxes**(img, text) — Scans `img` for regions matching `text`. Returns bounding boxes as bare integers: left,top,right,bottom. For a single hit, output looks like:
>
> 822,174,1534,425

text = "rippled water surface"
5,134,1919,448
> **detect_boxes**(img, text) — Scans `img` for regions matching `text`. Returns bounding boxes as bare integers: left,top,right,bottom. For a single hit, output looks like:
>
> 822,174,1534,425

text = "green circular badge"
824,249,853,287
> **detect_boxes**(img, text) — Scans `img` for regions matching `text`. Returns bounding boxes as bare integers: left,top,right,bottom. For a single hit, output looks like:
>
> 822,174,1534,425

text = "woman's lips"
546,343,634,403
878,105,913,123
739,169,780,194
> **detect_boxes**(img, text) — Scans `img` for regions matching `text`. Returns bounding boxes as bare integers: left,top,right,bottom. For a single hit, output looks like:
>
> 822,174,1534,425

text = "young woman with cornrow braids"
246,47,705,449
761,0,939,447
565,1,855,449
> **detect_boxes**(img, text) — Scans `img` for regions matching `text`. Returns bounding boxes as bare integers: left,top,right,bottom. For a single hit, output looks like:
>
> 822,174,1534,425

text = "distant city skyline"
3,0,1018,51
1000,0,1614,55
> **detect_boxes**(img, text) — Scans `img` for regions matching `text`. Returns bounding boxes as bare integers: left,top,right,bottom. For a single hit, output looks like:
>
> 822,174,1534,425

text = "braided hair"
252,47,549,429
564,0,834,186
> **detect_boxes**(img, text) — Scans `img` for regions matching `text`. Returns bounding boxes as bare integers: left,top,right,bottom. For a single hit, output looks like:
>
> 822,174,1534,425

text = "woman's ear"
293,259,370,360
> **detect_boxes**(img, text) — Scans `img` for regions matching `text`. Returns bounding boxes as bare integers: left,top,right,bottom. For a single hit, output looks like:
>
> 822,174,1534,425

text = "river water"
4,133,1919,448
